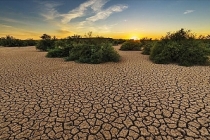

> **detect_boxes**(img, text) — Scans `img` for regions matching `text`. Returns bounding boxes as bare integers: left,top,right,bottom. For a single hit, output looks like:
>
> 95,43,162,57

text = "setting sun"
130,36,139,40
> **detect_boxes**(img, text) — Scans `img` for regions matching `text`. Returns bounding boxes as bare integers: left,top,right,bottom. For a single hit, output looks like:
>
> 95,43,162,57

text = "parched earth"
0,46,210,140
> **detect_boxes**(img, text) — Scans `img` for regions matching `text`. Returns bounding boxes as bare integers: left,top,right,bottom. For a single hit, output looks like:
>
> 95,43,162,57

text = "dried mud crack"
0,46,210,139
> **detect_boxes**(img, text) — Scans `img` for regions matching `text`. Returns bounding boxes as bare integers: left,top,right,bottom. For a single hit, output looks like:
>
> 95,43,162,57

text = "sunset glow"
130,36,139,40
0,0,210,39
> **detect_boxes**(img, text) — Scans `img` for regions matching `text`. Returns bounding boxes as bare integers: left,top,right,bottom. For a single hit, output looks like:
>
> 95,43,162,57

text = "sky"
0,0,210,40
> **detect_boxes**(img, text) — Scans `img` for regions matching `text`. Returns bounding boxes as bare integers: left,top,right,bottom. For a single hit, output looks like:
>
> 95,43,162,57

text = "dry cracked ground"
0,46,210,140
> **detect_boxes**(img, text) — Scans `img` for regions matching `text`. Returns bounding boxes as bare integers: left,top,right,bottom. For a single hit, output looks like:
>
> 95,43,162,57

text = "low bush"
46,40,74,58
141,42,156,55
36,40,54,51
66,43,120,64
0,36,36,47
150,29,210,66
120,41,142,51
113,39,126,45
150,41,182,64
177,41,210,66
46,48,64,58
140,38,156,55
36,34,55,51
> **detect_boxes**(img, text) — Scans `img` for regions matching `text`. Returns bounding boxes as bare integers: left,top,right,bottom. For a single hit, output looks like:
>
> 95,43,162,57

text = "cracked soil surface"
0,46,210,139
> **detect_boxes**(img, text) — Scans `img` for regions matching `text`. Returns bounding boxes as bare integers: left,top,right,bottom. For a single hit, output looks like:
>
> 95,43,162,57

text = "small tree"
40,34,51,40
36,34,55,51
87,31,92,38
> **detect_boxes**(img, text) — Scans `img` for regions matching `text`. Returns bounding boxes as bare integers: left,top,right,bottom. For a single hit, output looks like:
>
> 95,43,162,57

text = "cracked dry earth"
0,46,210,140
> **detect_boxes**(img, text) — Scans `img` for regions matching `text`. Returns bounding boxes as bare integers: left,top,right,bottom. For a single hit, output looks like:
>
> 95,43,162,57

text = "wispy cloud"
61,0,109,23
0,17,25,24
40,0,128,24
81,23,118,34
38,0,128,36
56,29,71,34
87,5,128,22
60,0,95,23
0,25,41,38
97,23,118,33
184,10,194,14
0,24,12,28
90,0,109,12
39,1,61,20
77,21,91,29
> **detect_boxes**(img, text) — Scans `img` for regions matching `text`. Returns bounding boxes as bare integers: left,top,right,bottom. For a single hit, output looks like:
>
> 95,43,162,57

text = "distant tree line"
0,35,37,47
0,33,126,47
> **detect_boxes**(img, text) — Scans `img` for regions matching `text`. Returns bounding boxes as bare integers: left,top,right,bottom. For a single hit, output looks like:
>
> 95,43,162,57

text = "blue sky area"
0,0,210,39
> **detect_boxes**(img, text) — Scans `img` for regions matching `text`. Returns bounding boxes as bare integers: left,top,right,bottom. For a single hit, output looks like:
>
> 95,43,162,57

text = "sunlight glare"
130,36,139,40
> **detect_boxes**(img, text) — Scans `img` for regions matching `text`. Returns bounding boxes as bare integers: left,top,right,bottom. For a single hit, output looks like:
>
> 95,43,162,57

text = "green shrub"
0,36,36,47
36,40,54,51
66,43,120,64
36,34,55,51
177,41,210,66
141,42,156,55
120,41,142,51
55,40,74,57
100,43,120,62
140,38,157,55
23,39,36,46
46,48,64,58
113,39,126,45
150,29,210,66
46,40,74,58
66,44,85,61
150,41,181,64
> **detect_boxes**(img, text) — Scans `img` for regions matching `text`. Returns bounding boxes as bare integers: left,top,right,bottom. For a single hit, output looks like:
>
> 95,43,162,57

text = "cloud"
76,21,91,29
87,5,128,22
39,0,128,35
90,0,109,12
0,24,12,28
96,24,116,32
57,29,71,34
40,0,127,24
80,23,118,33
0,17,25,24
61,0,109,24
184,10,194,14
61,0,104,23
39,1,61,20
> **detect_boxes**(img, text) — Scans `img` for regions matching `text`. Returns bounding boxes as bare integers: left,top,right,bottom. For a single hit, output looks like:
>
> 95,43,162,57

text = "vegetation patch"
36,34,56,51
66,43,120,64
149,29,210,66
120,40,142,51
0,35,36,47
40,33,121,64
46,39,73,58
140,38,156,55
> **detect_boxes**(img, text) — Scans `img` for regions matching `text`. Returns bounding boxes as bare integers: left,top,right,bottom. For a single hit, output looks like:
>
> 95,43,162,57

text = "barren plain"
0,46,210,139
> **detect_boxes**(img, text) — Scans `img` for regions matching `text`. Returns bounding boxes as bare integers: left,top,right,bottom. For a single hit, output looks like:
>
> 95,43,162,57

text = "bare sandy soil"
0,46,210,139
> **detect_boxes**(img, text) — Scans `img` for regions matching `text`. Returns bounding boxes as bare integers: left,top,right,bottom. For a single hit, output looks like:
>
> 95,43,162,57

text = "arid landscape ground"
0,46,210,139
